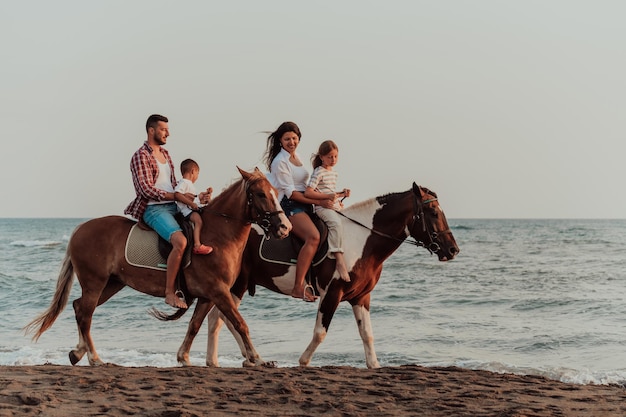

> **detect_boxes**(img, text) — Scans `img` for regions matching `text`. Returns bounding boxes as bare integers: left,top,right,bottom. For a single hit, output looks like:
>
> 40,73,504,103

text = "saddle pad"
125,224,191,271
259,235,328,267
259,235,298,265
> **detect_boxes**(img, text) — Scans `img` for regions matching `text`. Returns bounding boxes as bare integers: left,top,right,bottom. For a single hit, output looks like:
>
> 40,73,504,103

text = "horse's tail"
23,252,74,341
148,297,195,321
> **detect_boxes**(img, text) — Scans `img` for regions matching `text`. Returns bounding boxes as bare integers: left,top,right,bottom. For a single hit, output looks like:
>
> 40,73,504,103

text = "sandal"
193,244,213,255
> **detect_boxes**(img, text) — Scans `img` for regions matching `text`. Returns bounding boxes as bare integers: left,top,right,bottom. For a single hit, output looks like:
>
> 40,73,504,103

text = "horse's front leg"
177,298,214,366
299,289,342,366
206,295,243,367
212,289,264,367
352,294,381,369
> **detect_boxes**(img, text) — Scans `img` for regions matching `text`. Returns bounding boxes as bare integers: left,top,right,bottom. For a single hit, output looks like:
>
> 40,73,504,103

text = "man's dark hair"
146,114,168,132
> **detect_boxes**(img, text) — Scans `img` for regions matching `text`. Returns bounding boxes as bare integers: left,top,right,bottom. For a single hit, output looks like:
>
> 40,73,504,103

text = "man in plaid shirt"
125,114,210,309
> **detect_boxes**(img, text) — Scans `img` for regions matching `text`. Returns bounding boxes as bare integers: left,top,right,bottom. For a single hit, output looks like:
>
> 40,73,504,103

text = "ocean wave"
3,345,624,386
451,224,473,231
432,359,626,386
10,240,63,248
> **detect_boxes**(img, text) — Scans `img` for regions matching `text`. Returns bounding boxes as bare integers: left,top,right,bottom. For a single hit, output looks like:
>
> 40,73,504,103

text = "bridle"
245,181,285,234
336,190,451,255
408,194,452,255
200,179,284,235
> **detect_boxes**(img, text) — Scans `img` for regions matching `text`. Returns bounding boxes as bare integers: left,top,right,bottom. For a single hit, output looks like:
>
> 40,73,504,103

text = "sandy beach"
0,364,624,416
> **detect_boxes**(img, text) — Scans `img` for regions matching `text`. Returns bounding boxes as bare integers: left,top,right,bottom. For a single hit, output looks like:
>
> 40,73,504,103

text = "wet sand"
1,364,625,416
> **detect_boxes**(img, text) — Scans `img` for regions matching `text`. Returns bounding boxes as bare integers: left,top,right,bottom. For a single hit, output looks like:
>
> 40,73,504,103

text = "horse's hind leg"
97,279,125,306
300,292,342,367
70,293,103,366
177,298,214,366
69,279,121,366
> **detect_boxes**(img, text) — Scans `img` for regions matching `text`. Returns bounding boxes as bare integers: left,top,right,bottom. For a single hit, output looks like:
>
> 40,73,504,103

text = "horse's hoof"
242,359,265,367
242,359,275,368
89,358,105,366
69,351,81,366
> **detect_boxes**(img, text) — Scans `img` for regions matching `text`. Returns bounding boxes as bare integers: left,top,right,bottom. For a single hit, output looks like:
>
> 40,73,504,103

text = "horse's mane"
207,169,267,206
342,198,379,215
342,185,437,216
209,178,244,206
376,186,438,205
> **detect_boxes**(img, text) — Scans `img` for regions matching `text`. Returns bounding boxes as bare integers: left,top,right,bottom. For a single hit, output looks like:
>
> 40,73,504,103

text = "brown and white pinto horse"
25,168,291,367
177,183,459,368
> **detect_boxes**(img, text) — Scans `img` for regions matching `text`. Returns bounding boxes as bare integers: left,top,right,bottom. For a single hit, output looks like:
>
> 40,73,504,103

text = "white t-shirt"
174,178,199,217
148,160,175,205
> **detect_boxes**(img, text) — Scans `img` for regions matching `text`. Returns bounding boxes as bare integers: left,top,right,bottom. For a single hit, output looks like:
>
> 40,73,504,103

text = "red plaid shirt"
124,141,177,220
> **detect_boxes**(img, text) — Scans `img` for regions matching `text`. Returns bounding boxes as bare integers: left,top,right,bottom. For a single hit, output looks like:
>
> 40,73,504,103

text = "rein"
336,193,451,254
335,210,414,246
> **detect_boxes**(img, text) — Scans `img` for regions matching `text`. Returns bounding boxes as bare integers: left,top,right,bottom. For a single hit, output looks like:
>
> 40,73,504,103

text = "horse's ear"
253,167,261,173
412,182,423,200
237,166,252,180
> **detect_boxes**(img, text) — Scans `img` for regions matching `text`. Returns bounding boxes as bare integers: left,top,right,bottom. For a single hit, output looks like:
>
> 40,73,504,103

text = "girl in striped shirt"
305,140,351,282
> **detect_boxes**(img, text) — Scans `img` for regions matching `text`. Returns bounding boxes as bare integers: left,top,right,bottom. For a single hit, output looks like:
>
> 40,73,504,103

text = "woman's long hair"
264,121,301,171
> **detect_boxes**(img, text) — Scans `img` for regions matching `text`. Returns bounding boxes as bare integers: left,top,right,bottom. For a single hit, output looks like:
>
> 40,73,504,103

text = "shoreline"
1,364,625,416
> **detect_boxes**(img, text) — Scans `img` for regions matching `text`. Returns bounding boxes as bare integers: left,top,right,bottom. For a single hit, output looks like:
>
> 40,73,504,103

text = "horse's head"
238,167,291,239
408,183,459,261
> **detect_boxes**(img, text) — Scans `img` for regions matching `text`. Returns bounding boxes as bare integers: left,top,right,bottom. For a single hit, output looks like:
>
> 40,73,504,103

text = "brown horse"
176,183,459,368
25,167,291,367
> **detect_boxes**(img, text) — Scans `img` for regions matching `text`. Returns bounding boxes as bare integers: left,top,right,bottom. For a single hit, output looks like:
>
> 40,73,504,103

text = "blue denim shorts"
281,196,313,217
143,203,182,241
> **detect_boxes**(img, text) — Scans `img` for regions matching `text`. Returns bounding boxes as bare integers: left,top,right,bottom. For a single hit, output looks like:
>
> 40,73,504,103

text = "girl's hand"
338,188,351,203
323,198,335,209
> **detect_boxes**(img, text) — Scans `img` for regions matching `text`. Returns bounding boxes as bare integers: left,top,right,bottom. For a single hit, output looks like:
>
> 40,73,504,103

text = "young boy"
174,159,213,255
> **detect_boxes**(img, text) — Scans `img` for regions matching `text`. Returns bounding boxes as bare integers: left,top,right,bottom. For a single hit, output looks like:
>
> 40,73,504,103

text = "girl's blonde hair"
312,140,338,169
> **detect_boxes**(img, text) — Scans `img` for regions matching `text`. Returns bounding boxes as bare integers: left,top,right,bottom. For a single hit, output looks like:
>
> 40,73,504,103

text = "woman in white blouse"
263,121,335,301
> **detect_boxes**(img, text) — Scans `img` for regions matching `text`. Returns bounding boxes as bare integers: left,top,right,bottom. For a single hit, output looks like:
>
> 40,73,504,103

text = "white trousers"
315,207,343,255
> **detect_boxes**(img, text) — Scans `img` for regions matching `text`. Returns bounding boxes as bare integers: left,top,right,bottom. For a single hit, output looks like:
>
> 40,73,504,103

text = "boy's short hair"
180,158,199,175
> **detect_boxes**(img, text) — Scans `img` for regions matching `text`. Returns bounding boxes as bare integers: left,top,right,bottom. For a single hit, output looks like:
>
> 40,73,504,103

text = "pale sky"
2,1,624,219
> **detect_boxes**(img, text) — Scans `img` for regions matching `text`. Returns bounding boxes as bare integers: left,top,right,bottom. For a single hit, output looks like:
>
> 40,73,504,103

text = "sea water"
1,218,625,386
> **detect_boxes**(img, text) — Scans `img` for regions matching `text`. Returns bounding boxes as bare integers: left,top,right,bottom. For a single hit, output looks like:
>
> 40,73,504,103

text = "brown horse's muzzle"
272,212,291,239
